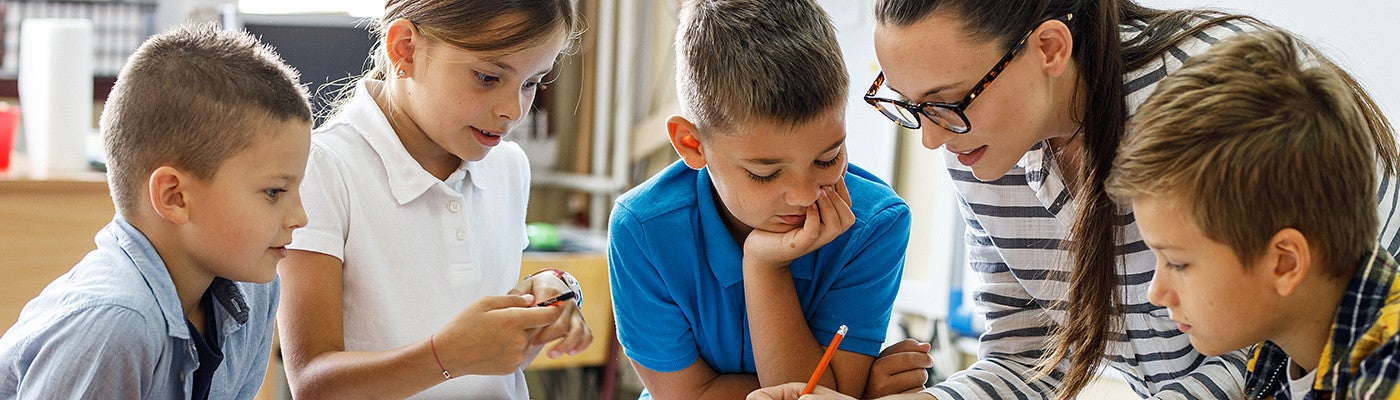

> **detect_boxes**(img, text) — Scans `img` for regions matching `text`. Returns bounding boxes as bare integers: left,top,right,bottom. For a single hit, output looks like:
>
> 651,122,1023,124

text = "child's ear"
1265,228,1312,296
147,166,191,225
1032,17,1074,78
667,115,706,170
384,18,419,79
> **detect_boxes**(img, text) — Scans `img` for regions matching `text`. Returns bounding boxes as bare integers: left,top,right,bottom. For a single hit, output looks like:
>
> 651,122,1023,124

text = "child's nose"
784,172,830,207
288,193,308,230
1146,273,1176,308
495,92,525,122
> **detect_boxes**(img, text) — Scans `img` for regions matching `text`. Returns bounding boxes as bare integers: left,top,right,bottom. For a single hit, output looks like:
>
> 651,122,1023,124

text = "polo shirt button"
456,229,466,241
449,201,461,213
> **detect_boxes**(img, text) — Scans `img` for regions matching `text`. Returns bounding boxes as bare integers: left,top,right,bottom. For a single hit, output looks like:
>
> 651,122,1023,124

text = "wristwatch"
530,268,583,309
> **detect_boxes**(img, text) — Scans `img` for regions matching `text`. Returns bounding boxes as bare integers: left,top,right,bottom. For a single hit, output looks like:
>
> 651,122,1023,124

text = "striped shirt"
1245,246,1400,400
924,20,1400,400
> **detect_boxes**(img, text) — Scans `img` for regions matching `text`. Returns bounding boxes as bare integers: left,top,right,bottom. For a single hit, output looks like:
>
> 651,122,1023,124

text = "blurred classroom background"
0,0,1395,398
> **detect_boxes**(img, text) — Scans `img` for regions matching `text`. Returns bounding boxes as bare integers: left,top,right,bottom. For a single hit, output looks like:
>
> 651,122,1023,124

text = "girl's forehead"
418,21,568,63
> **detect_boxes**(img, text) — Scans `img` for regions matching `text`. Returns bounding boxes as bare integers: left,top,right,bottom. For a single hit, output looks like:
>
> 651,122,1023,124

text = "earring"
397,69,406,78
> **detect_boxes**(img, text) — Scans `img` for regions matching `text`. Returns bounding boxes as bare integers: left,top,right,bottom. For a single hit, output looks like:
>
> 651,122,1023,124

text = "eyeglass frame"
863,13,1074,134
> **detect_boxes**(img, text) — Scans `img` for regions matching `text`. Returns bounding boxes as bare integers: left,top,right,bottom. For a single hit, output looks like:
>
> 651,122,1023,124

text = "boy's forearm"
686,374,763,399
741,258,857,395
637,360,761,399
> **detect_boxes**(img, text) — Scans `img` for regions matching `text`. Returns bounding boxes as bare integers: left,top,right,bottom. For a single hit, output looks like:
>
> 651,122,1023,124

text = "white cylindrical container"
19,19,94,175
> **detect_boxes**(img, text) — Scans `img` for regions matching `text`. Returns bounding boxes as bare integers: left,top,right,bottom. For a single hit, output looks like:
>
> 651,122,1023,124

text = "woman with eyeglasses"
748,1,1400,400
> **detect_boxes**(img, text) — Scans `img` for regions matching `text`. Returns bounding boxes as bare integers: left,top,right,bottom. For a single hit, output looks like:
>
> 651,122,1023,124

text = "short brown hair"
675,0,848,133
1108,29,1399,276
101,24,311,216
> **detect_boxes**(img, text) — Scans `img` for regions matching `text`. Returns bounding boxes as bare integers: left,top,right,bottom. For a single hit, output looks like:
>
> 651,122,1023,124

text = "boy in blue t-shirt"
607,1,916,398
0,25,311,399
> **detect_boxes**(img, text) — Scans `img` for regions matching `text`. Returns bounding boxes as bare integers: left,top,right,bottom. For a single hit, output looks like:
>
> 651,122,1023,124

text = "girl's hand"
509,272,570,300
744,178,855,270
435,295,563,376
531,299,592,359
509,271,594,360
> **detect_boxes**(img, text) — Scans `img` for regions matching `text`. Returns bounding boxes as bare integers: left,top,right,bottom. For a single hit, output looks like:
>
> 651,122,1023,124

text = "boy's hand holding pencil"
746,382,853,400
747,325,874,400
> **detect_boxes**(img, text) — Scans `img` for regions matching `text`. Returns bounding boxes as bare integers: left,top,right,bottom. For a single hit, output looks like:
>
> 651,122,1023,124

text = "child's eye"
265,188,287,200
814,156,841,168
524,80,548,91
476,72,501,84
747,170,779,182
1166,262,1188,271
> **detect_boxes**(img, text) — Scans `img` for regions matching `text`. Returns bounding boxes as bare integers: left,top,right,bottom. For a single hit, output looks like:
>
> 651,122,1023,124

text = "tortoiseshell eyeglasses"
864,13,1073,134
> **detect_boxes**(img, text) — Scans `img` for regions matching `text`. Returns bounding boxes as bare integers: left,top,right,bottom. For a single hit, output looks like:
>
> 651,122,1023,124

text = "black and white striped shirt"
924,20,1400,400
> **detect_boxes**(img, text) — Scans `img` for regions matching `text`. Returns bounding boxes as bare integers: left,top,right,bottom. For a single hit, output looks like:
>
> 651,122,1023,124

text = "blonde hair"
1108,29,1398,276
102,24,310,217
675,0,847,133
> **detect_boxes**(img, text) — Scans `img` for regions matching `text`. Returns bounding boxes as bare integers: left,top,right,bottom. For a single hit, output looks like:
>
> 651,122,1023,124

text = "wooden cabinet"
0,176,114,332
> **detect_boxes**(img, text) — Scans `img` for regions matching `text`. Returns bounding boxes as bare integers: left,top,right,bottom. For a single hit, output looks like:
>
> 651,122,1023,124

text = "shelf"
0,76,116,101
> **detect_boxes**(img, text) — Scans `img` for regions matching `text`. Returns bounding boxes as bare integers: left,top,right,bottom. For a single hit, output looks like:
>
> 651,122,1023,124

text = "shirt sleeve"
608,205,700,372
13,306,159,399
1148,351,1247,400
1348,307,1400,400
514,145,532,252
288,144,351,260
1377,173,1400,257
924,196,1066,398
928,196,1249,399
806,203,911,356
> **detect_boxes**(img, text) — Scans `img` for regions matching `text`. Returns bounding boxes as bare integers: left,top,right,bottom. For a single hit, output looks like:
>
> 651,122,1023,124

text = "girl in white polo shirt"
275,1,591,399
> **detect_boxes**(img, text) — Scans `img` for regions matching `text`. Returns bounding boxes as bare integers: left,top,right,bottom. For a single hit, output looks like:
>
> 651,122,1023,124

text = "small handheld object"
528,268,584,309
802,324,847,395
535,291,578,307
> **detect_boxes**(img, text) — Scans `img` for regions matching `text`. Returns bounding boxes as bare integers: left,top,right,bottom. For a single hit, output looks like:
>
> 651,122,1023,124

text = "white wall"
1151,0,1400,121
818,0,901,183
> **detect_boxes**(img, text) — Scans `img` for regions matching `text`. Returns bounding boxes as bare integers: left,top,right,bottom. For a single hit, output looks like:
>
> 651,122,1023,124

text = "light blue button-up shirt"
0,217,278,399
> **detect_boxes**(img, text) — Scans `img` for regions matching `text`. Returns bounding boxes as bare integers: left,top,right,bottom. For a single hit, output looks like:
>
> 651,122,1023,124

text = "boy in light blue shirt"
0,25,311,399
608,1,916,398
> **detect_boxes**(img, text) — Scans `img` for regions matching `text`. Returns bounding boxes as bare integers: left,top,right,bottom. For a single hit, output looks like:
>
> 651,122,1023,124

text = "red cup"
0,104,18,171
